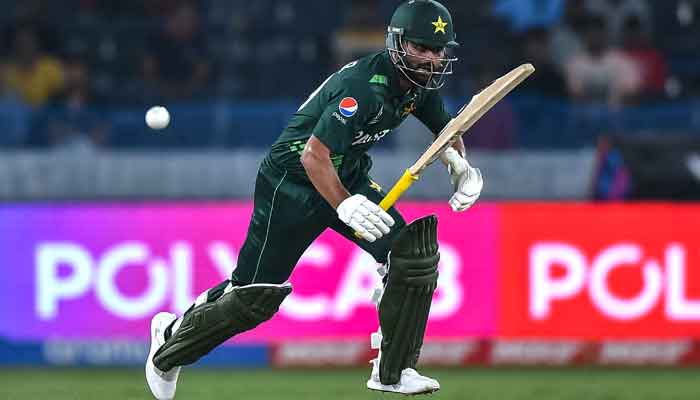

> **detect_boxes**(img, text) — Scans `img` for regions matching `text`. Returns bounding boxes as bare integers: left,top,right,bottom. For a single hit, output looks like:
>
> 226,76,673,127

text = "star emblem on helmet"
432,16,448,34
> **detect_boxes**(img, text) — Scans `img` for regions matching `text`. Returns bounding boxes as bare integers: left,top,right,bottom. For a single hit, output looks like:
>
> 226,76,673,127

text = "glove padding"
337,194,395,242
440,147,484,212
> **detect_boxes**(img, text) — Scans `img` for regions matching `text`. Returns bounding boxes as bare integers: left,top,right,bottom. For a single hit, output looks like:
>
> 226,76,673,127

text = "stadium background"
1,0,699,399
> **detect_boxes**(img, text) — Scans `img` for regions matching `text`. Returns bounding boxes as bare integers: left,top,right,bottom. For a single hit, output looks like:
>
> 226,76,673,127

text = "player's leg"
368,215,440,394
231,169,336,285
146,163,333,398
146,280,294,399
330,177,440,394
154,165,332,370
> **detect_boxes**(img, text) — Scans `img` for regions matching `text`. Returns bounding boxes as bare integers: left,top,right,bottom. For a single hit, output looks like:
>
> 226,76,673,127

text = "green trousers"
231,158,406,285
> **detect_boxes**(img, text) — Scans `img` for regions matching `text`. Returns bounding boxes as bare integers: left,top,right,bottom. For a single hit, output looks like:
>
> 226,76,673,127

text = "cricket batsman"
146,1,483,398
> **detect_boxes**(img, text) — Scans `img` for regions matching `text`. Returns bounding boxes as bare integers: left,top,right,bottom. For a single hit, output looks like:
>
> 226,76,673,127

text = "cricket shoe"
366,358,440,395
146,312,181,400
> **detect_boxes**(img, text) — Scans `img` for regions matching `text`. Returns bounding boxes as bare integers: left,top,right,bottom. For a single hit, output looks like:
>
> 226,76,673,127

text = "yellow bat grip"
352,169,419,239
379,169,419,210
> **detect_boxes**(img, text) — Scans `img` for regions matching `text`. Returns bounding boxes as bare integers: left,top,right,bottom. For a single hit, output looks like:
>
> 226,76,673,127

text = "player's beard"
407,61,436,86
403,58,446,87
395,46,454,89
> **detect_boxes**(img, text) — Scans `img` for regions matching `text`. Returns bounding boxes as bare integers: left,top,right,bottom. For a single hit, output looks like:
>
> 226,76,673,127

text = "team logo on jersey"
401,102,416,117
339,97,359,117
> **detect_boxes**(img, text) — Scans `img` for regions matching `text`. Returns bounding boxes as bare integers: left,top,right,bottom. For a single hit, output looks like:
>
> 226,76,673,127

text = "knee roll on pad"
378,215,439,385
153,282,292,371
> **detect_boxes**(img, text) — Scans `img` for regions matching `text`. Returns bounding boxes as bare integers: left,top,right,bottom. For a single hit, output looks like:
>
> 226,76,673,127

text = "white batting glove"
440,147,484,212
337,194,395,242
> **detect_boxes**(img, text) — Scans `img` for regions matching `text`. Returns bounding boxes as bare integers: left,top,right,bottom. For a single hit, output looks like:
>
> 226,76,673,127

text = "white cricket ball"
145,106,170,130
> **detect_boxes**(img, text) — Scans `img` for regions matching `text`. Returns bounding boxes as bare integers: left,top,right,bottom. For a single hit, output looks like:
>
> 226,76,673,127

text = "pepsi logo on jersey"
339,97,358,117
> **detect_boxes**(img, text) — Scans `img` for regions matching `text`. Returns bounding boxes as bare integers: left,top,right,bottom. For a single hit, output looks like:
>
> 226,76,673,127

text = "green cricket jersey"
266,51,452,184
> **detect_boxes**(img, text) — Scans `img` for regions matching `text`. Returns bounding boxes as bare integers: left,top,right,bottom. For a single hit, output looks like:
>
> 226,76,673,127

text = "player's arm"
414,91,483,212
301,135,393,242
301,80,394,241
300,135,350,209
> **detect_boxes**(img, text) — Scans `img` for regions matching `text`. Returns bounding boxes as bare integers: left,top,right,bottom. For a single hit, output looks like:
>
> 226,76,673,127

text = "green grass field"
0,368,698,400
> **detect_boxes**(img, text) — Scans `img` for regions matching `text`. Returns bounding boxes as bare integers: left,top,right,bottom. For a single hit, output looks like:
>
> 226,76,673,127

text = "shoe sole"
367,379,440,395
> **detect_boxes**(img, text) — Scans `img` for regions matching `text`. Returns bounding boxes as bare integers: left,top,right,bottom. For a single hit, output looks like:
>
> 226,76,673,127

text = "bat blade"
375,63,534,211
408,63,535,176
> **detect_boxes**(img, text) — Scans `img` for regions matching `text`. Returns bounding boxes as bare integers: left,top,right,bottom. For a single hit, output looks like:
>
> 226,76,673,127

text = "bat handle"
353,169,419,240
378,169,419,211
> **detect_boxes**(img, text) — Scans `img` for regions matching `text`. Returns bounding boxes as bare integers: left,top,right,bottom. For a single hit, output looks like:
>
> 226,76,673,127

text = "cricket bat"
378,63,535,210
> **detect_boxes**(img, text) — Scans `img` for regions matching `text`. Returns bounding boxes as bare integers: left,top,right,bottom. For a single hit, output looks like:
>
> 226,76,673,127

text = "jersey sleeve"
413,90,452,136
310,78,379,154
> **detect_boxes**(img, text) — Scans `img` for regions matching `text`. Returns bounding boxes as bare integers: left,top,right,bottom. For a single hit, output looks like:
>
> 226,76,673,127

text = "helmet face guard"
387,28,457,90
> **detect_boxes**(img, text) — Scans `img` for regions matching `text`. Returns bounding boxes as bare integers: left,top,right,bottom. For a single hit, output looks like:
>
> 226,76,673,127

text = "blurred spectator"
565,15,641,108
343,0,383,28
550,0,588,71
0,95,31,147
586,0,651,45
95,0,154,17
334,0,385,65
1,24,64,108
42,58,109,150
620,15,667,101
492,0,565,32
143,2,211,101
10,1,62,53
145,0,188,16
519,27,568,98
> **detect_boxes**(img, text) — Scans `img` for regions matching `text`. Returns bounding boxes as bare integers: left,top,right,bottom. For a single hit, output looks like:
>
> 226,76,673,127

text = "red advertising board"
498,203,700,339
